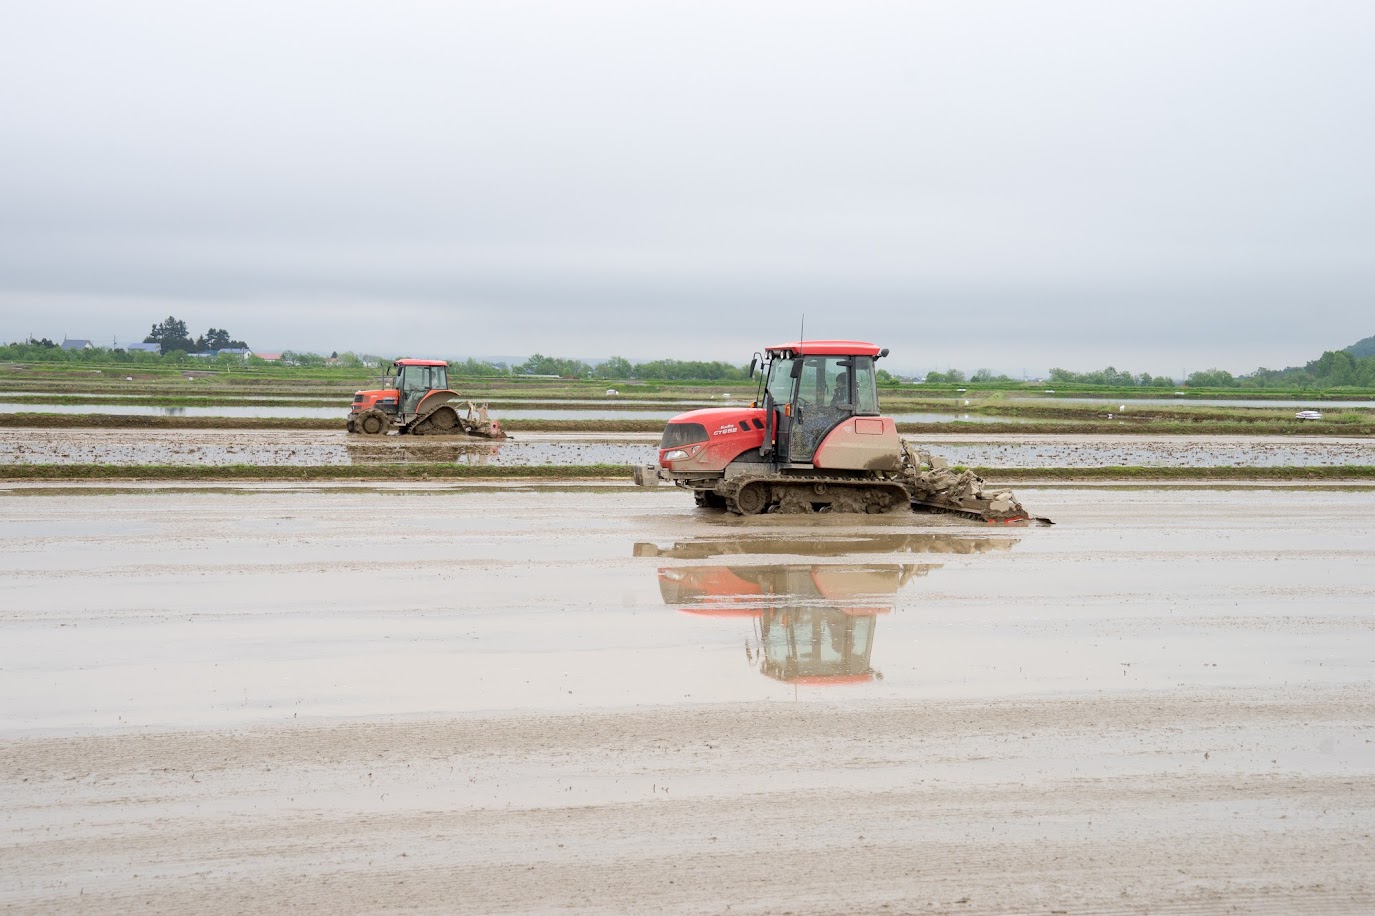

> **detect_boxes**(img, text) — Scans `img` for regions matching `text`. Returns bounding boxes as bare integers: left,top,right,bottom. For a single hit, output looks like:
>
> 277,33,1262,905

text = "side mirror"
790,360,804,379
748,357,757,378
879,348,890,359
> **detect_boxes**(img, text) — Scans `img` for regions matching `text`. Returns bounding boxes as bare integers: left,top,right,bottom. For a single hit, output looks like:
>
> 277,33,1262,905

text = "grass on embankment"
883,396,1375,425
0,395,717,411
975,465,1375,481
0,464,635,480
3,464,1374,482
0,414,668,434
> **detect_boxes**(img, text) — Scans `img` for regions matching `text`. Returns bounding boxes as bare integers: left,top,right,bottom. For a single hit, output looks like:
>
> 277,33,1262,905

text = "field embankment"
3,463,1374,482
2,412,1373,437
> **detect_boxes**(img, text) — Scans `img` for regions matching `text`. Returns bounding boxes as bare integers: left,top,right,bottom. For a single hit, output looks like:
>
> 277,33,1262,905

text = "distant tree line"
1043,350,1375,389
0,339,251,366
488,353,750,381
924,368,1020,385
1232,349,1375,388
6,323,1374,388
1047,367,1177,387
144,316,247,355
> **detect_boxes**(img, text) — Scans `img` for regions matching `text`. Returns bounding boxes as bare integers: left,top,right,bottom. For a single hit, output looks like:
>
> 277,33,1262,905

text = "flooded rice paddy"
1,428,1373,467
0,401,1027,423
2,483,1373,913
3,485,1372,729
1034,396,1375,409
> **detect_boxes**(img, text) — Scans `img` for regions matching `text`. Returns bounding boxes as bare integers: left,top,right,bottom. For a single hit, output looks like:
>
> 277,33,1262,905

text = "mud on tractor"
347,359,505,439
632,340,1049,523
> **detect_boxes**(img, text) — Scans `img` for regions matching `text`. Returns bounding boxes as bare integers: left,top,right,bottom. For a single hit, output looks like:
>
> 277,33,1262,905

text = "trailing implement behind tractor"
347,359,505,439
632,340,1049,524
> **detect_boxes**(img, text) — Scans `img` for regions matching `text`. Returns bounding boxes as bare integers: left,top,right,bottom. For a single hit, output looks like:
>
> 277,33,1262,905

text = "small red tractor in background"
347,358,505,438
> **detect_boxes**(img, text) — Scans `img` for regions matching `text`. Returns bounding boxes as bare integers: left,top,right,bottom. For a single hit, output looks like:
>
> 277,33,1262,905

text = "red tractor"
633,339,1046,522
347,358,505,438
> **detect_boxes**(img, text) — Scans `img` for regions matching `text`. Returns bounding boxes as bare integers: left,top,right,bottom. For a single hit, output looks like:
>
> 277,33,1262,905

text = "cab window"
852,357,879,415
399,366,443,391
798,356,852,409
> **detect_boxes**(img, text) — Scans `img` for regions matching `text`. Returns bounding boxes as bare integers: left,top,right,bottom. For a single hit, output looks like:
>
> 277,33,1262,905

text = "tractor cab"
353,358,451,420
756,340,888,464
393,360,449,417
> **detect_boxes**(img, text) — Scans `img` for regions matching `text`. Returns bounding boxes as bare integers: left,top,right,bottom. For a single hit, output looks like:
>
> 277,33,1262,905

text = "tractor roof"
394,358,449,367
765,340,885,358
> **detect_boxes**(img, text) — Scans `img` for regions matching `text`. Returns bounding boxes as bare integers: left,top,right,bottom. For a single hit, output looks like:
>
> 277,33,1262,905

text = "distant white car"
1295,410,1323,421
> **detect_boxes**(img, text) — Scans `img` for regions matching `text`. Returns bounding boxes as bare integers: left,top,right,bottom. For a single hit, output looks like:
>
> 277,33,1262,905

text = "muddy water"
2,486,1372,733
0,401,1029,423
1032,396,1375,408
2,484,1374,913
3,428,1375,468
0,402,350,418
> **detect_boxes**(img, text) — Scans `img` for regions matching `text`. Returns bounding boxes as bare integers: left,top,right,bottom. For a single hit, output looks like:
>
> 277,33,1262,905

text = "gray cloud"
2,1,1373,374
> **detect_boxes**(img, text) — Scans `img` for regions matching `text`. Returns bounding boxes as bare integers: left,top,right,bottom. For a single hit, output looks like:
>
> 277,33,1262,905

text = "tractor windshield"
764,358,795,405
765,355,878,414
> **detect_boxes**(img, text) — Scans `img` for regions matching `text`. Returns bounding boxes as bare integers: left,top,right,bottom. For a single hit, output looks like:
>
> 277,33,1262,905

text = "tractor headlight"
663,445,702,462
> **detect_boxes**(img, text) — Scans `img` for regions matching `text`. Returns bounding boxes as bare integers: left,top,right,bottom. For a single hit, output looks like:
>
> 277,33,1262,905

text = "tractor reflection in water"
341,439,504,467
637,532,1019,686
656,563,927,684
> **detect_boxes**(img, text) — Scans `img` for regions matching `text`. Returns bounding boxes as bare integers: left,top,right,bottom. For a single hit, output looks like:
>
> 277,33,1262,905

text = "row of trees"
144,316,247,355
0,339,248,366
923,368,1019,384
1042,350,1375,389
1047,367,1178,387
501,353,749,381
1237,349,1375,389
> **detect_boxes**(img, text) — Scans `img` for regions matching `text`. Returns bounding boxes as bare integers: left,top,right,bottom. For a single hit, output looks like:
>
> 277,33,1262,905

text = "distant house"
255,352,283,362
124,342,161,353
189,351,217,359
60,338,94,351
216,347,252,358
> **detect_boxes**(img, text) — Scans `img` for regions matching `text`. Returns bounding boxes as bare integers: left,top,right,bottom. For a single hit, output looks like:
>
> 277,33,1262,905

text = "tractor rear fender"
413,389,463,417
811,417,903,471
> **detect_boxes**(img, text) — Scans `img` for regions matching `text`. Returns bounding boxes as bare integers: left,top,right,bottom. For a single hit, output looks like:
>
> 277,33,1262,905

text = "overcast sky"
2,1,1372,375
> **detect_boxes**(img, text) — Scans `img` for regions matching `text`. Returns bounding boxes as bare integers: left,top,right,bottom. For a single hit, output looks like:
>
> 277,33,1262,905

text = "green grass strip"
0,413,667,433
974,465,1375,481
3,463,1374,482
898,421,1375,436
4,412,1374,438
0,463,635,480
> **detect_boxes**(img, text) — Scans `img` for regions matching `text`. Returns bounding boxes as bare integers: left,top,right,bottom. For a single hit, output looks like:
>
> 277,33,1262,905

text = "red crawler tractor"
633,340,1048,523
347,358,504,438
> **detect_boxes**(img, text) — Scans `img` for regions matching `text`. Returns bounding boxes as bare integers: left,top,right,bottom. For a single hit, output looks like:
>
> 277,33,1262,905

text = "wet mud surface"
0,402,1030,425
0,428,646,466
3,428,1375,469
2,485,1373,912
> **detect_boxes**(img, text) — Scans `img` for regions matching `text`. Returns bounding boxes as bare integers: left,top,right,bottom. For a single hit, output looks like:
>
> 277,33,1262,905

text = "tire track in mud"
6,690,1374,777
